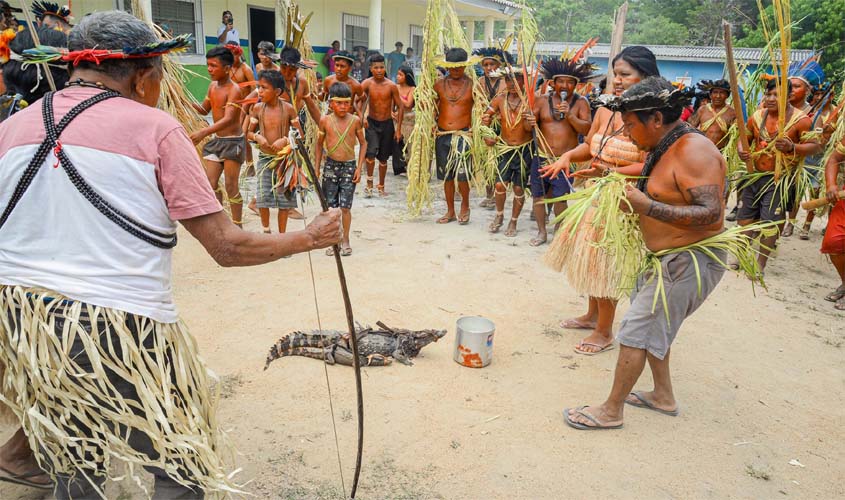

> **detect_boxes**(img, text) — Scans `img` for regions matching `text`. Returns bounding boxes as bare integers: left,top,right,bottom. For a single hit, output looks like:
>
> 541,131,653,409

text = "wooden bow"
291,132,364,498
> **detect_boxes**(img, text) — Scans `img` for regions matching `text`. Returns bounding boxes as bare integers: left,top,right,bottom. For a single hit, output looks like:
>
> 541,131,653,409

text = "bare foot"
377,185,387,197
564,404,623,430
248,198,259,215
289,209,304,220
504,218,518,237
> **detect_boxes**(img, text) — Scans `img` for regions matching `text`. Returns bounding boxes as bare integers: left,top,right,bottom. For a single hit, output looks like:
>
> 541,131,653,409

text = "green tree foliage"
531,0,841,78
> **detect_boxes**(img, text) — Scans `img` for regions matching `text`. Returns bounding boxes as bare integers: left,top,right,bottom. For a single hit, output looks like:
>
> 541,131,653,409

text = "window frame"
115,0,204,55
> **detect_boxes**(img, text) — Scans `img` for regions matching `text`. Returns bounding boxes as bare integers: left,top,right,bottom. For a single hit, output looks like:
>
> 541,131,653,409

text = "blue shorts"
530,156,571,198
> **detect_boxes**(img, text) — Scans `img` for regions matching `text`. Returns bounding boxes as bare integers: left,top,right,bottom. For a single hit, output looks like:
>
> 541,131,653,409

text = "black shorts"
530,156,571,198
496,143,532,189
435,130,472,182
322,158,357,209
365,117,395,162
737,175,786,222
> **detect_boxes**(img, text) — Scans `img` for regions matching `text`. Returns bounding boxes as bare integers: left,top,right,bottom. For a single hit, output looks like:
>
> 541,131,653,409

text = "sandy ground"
2,174,844,499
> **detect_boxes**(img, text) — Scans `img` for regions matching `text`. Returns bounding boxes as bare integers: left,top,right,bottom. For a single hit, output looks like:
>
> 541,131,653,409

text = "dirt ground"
2,175,844,499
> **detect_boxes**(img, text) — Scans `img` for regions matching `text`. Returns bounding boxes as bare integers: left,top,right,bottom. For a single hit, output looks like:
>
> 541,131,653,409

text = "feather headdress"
21,33,193,65
787,57,825,89
697,79,731,94
541,37,598,82
471,47,514,65
599,85,696,113
0,27,16,63
31,2,71,23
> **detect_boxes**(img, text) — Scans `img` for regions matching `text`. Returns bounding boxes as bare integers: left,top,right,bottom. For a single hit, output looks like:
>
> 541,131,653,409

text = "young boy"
278,46,321,125
316,83,367,256
482,68,536,237
256,41,280,72
323,50,364,107
246,70,301,234
192,46,246,226
360,54,403,196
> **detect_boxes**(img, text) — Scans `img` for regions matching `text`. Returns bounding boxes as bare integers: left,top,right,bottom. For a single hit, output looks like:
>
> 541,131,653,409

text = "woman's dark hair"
397,65,416,87
329,81,352,99
612,46,660,79
207,46,234,66
3,27,69,102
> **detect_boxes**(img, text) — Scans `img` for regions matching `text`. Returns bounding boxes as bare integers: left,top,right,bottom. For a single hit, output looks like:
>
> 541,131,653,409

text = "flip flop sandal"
574,342,616,356
488,214,504,233
0,466,53,490
559,319,595,330
326,247,336,256
377,185,387,196
437,215,457,224
458,210,471,225
625,391,680,416
835,296,845,311
563,406,623,430
529,236,548,247
340,246,353,256
781,224,794,237
824,285,845,302
798,227,810,240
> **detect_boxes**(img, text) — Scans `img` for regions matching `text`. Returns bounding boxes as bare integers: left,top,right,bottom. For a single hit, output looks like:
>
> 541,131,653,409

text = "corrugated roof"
472,41,814,64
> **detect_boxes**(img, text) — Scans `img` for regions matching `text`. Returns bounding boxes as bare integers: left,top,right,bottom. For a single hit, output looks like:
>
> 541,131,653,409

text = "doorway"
248,6,276,67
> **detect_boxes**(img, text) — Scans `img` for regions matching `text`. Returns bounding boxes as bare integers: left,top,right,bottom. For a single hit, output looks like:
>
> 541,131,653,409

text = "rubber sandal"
437,215,457,224
625,391,680,416
824,284,845,302
488,214,504,233
377,185,386,197
559,318,596,330
574,342,615,356
458,210,471,225
836,296,845,311
340,245,353,256
563,406,623,430
529,235,548,247
781,223,794,237
326,247,335,256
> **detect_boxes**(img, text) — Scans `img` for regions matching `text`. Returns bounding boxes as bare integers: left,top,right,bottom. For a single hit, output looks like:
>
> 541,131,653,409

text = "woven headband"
598,86,695,113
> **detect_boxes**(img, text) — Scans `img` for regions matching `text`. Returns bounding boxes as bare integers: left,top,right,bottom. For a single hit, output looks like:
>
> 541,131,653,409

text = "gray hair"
67,10,161,79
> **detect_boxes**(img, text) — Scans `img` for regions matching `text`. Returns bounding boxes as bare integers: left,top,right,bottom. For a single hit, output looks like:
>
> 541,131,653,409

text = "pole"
605,1,627,94
802,191,845,211
18,0,56,91
723,21,754,174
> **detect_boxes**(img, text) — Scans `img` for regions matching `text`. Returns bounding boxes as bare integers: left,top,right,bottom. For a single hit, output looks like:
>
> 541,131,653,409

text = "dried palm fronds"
0,285,242,498
818,82,845,195
756,0,792,181
544,173,645,298
406,0,473,215
641,221,777,322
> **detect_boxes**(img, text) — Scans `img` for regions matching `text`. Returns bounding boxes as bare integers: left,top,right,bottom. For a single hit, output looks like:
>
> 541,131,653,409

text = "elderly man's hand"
306,208,343,249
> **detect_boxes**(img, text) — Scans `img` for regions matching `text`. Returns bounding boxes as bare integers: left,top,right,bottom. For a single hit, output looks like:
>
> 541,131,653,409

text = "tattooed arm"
624,133,726,227
644,184,722,226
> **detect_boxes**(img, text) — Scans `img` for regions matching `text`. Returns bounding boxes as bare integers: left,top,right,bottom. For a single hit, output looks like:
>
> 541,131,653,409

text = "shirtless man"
482,69,535,237
689,79,736,149
192,46,245,226
226,42,256,180
563,77,728,430
322,50,364,109
529,57,593,245
472,47,509,209
361,54,403,196
256,41,280,73
737,79,820,271
433,47,476,225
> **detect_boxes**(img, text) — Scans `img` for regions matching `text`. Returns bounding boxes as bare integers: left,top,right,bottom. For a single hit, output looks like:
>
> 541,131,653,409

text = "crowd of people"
0,2,843,496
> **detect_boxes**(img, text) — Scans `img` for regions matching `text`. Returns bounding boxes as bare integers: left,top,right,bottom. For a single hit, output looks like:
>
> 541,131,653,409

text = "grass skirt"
0,285,241,497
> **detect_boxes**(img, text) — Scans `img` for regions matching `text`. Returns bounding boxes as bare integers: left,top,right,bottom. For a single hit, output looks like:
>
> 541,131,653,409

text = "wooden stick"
723,21,753,174
18,0,57,92
802,191,845,211
605,1,628,95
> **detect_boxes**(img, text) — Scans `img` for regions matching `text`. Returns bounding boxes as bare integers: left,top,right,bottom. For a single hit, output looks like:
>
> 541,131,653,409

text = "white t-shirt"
217,24,240,44
0,87,222,323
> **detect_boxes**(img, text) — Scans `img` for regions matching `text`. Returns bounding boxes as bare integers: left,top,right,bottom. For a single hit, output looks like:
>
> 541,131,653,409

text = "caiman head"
399,328,448,357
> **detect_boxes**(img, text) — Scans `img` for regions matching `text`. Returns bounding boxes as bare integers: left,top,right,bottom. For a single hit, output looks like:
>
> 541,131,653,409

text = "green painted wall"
184,65,210,102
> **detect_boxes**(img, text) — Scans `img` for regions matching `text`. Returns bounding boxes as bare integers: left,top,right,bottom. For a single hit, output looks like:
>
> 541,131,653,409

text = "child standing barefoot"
247,70,301,234
316,83,366,256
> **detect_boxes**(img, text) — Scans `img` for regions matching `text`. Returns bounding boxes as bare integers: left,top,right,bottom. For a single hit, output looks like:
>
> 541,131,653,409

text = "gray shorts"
256,154,298,209
617,248,726,360
202,135,245,163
